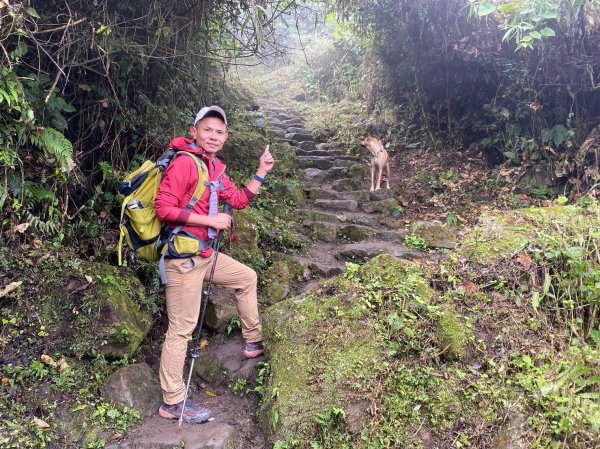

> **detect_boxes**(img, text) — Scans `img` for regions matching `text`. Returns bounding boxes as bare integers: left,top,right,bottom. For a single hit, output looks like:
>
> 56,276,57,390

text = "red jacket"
155,137,255,257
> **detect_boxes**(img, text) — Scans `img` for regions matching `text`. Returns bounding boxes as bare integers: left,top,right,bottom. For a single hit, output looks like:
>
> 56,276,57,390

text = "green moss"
460,204,600,265
436,306,469,361
359,254,432,302
338,225,373,242
311,222,339,242
409,221,457,249
262,258,304,306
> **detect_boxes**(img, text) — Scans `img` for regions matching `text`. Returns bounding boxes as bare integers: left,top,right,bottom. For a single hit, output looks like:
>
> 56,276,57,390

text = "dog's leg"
370,162,375,192
386,160,390,189
376,163,383,191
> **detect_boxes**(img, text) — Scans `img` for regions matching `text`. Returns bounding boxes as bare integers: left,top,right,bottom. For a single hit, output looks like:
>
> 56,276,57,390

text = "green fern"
24,185,57,207
29,127,73,172
25,210,60,235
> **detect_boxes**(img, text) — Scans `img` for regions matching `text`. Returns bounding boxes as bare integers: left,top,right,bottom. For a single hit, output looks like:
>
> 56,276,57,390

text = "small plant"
229,378,247,396
226,315,241,335
404,235,428,251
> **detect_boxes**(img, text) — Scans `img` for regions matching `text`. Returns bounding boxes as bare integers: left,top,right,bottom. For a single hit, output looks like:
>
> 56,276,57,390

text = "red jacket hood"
169,137,205,155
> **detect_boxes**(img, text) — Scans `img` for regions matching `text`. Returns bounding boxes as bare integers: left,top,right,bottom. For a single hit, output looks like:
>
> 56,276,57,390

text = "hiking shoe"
159,400,211,424
243,341,264,358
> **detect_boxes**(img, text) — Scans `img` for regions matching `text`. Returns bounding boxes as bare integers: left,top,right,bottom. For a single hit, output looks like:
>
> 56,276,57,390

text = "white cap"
194,105,227,126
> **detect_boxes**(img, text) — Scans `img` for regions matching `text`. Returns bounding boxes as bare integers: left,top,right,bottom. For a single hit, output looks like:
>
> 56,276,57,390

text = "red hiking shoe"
243,341,264,358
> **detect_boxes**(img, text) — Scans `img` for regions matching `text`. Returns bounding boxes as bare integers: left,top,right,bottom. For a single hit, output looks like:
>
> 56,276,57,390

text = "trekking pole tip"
177,418,183,433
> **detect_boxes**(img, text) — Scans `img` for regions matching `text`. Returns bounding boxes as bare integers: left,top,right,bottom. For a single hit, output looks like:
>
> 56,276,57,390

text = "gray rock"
293,93,306,101
332,159,355,168
282,118,304,126
286,127,310,134
298,141,317,151
409,221,457,249
328,167,348,178
255,118,267,128
336,242,418,262
205,286,238,333
285,133,314,142
130,418,235,449
314,199,358,212
268,127,286,138
316,143,333,152
298,158,333,170
303,168,327,183
331,178,359,192
100,363,161,418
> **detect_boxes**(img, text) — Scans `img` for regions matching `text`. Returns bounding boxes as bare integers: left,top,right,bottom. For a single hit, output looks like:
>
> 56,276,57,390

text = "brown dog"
362,135,390,191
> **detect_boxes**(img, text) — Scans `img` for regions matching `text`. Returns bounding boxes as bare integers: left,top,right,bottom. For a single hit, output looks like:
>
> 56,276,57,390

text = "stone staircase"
261,106,428,290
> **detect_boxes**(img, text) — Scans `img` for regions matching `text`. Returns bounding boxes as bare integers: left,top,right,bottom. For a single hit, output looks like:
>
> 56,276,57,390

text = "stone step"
299,158,333,170
304,220,407,243
267,122,289,130
295,149,330,157
336,241,422,262
298,155,360,163
287,127,310,134
297,208,378,227
328,167,348,178
291,253,346,278
331,178,361,192
282,118,304,126
273,138,296,146
332,159,356,168
285,132,314,142
296,141,317,152
306,188,370,202
314,199,359,212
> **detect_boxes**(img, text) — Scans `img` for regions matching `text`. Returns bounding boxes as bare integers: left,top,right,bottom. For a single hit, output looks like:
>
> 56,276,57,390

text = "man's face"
190,117,228,157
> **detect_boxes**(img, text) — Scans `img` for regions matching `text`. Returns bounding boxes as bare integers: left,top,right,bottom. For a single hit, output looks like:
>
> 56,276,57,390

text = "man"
155,105,274,424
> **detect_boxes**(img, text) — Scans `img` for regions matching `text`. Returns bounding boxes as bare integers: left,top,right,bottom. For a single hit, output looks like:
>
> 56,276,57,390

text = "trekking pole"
178,203,232,432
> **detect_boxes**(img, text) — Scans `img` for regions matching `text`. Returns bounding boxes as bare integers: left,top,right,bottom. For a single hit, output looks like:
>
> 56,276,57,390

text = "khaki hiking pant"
159,253,261,404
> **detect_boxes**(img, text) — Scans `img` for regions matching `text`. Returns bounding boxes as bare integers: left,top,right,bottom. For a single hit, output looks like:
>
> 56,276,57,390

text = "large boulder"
100,363,162,417
36,258,153,359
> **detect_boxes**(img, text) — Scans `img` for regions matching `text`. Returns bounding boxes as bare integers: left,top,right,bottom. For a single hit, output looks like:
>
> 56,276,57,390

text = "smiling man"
154,105,274,424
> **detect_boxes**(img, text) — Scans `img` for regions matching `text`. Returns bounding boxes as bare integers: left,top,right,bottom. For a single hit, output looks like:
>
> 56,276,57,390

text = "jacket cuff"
244,187,256,202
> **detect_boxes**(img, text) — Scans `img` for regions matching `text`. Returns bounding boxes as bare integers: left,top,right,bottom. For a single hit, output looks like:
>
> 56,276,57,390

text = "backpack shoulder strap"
173,151,208,210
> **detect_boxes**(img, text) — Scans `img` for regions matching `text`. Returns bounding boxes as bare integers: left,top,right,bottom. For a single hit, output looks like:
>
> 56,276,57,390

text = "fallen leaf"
205,389,218,398
33,416,50,430
108,433,122,441
85,275,93,283
33,239,42,248
464,281,479,295
0,281,23,298
2,377,8,385
15,223,29,233
41,354,58,367
517,252,533,270
57,358,69,373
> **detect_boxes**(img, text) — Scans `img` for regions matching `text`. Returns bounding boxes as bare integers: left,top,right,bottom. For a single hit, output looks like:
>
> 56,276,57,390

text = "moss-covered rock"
261,256,304,306
361,198,401,216
260,254,434,446
460,204,599,264
36,257,152,359
409,220,457,249
311,222,340,242
436,306,469,361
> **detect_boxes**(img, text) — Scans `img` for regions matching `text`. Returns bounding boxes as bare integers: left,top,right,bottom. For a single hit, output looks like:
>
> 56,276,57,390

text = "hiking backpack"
117,149,209,265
